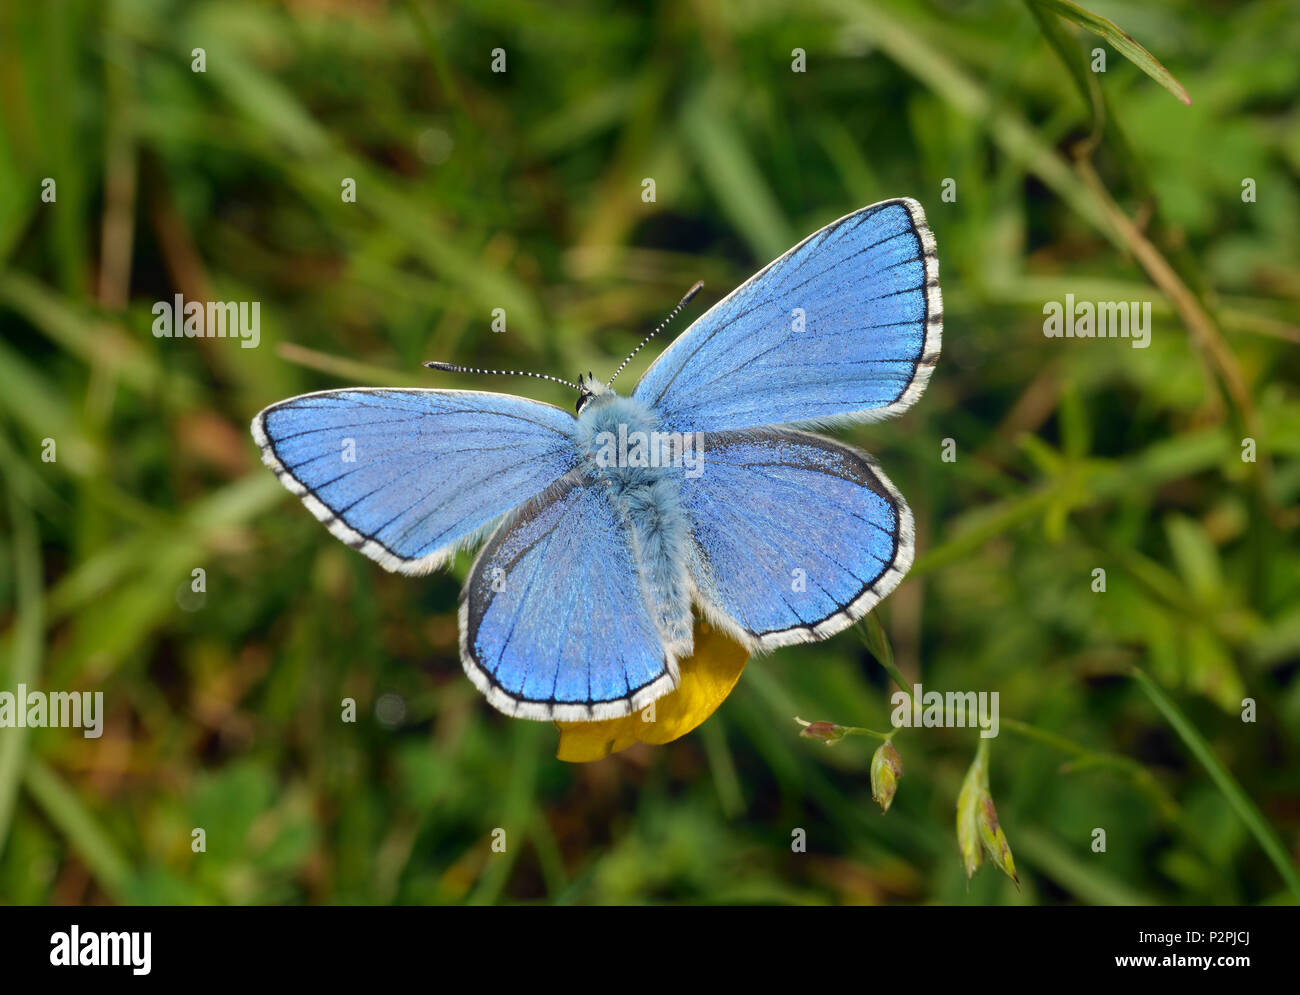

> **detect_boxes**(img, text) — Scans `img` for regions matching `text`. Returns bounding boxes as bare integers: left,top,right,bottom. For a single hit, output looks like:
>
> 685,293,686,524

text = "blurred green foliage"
0,0,1297,906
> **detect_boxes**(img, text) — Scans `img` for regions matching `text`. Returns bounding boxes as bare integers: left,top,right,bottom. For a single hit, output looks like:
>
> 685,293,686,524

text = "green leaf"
857,616,910,698
1030,0,1193,105
858,612,895,671
1163,514,1224,604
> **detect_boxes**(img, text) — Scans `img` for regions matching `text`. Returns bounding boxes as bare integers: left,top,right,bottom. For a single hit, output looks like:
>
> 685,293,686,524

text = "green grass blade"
1131,667,1300,900
0,480,43,854
1030,0,1192,105
24,759,132,901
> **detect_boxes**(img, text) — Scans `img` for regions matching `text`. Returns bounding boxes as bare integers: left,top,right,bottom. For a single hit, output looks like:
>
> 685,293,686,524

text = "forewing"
633,198,940,432
461,471,678,721
682,429,913,650
252,388,578,574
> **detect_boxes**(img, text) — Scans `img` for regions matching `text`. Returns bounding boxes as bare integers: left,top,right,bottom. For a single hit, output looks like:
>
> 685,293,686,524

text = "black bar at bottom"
0,904,1288,983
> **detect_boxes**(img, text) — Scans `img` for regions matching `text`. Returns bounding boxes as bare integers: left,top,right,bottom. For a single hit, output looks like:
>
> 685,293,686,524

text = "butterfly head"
575,372,611,414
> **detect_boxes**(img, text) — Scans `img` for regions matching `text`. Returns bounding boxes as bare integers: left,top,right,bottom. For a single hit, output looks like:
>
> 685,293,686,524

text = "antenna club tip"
679,281,704,307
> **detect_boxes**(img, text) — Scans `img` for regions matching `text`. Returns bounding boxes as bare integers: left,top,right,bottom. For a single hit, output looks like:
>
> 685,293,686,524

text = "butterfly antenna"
423,361,581,392
606,280,704,388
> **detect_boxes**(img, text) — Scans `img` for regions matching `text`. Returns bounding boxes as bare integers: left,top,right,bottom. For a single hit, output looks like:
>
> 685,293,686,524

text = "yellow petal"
555,621,749,762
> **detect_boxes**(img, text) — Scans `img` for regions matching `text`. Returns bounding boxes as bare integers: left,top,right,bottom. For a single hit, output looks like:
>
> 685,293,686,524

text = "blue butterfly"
252,198,941,721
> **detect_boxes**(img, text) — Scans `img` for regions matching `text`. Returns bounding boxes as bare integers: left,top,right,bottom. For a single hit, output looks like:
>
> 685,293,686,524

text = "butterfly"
252,198,941,721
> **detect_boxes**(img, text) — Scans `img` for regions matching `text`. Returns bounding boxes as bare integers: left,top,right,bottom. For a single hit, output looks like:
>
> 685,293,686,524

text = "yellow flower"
554,621,749,762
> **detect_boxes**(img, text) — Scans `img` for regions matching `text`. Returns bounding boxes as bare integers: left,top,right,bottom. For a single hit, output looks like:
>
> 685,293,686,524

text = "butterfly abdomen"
574,392,694,656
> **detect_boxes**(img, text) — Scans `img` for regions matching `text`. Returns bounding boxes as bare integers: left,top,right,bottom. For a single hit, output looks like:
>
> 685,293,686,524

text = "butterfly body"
572,388,695,657
253,198,941,720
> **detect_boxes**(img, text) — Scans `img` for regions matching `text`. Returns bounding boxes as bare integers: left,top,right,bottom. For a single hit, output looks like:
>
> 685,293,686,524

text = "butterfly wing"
460,470,681,717
461,470,678,720
633,198,940,433
683,429,912,651
252,388,578,575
